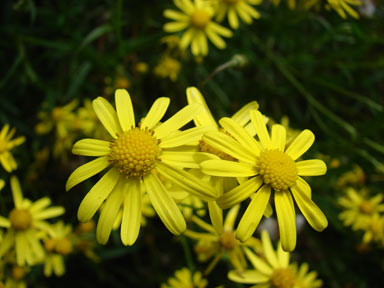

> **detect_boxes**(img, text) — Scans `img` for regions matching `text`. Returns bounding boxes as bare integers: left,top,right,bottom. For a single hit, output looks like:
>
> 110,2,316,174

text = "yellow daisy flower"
338,188,384,229
163,0,233,56
215,0,261,29
336,164,365,188
353,213,384,245
228,230,322,288
161,267,208,288
1,265,28,288
154,55,182,82
66,89,218,246
200,110,328,251
42,221,73,277
185,204,262,274
0,176,65,266
0,125,25,173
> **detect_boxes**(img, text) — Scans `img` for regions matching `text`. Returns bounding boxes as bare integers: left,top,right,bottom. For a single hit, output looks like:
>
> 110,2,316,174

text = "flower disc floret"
219,231,237,250
109,127,161,178
223,0,239,4
259,150,297,191
55,238,73,255
190,9,211,29
9,209,32,230
359,201,374,214
270,267,296,288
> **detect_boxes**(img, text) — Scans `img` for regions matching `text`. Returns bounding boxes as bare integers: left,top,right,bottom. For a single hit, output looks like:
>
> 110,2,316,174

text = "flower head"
338,188,384,229
66,89,218,246
164,0,233,56
200,110,328,251
0,125,25,173
161,267,208,288
0,176,65,266
228,230,323,288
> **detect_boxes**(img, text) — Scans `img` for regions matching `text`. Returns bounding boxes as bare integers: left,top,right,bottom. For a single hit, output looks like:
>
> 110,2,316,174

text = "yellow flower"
0,176,65,266
0,125,25,173
338,188,384,229
215,0,261,29
185,204,262,274
161,267,208,288
1,265,28,288
228,230,322,288
295,262,323,288
164,0,233,56
42,221,73,277
200,110,328,251
66,89,218,246
154,56,182,82
337,164,365,188
353,213,384,245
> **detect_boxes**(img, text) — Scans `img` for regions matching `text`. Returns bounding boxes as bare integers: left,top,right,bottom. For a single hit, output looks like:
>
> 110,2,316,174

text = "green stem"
180,236,195,272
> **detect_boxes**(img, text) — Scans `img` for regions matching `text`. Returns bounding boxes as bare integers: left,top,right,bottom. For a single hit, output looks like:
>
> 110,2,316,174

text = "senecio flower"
164,0,233,56
66,89,217,246
200,110,328,251
228,230,323,288
161,267,208,288
0,176,65,266
215,0,261,29
0,124,25,173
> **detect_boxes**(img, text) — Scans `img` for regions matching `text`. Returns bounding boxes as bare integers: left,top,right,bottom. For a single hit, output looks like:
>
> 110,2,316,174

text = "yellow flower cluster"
338,187,384,246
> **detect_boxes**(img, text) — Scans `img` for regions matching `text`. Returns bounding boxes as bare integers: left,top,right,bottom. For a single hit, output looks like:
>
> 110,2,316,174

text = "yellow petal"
219,117,261,157
92,97,122,139
156,162,217,201
223,204,240,231
52,255,65,276
141,97,170,130
261,230,278,268
244,247,273,274
217,176,263,209
121,179,142,246
154,103,202,139
202,131,256,163
295,177,311,198
163,9,189,21
271,124,286,152
228,270,269,284
285,130,314,160
115,89,135,131
275,191,296,252
231,101,259,127
72,139,111,156
163,21,188,32
236,185,271,242
10,176,23,209
0,216,10,228
228,7,239,29
186,87,218,128
201,159,257,177
96,180,125,244
277,242,290,268
161,151,216,168
209,22,233,37
296,159,327,176
159,126,216,148
30,198,51,213
206,29,226,49
291,185,328,232
77,168,121,222
33,206,65,221
250,110,271,149
66,157,110,191
208,201,224,234
144,173,186,235
0,231,13,258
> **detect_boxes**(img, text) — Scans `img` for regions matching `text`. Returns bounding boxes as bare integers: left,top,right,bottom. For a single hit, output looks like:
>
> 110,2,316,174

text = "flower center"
9,209,32,230
270,268,296,288
55,238,73,255
109,127,161,178
190,9,211,29
12,266,26,281
259,150,297,191
359,201,374,214
44,239,56,252
223,0,239,4
219,231,237,250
